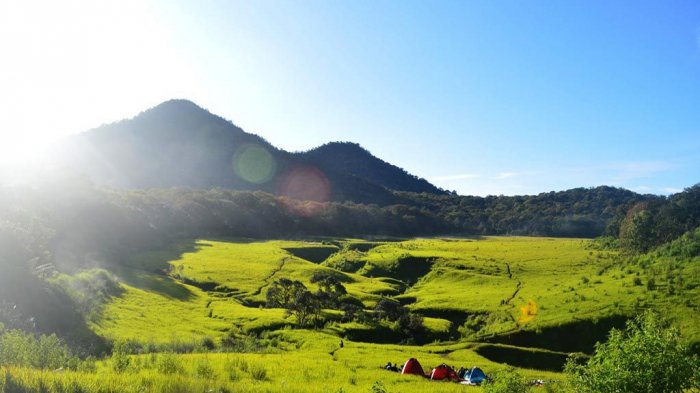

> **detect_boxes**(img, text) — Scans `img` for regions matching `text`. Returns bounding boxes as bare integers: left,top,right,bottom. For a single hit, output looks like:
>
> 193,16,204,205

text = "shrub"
565,310,700,393
371,381,387,393
646,278,656,291
196,358,215,379
0,330,73,370
250,364,267,381
110,343,131,373
200,336,216,351
156,353,184,375
482,366,529,393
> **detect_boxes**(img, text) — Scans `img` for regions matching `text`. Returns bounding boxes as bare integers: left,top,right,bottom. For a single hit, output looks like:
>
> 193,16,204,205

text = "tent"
430,364,459,381
401,358,426,377
463,367,488,385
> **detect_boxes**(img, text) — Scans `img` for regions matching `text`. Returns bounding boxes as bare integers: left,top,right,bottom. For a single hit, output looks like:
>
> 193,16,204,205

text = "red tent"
430,364,459,381
401,358,426,377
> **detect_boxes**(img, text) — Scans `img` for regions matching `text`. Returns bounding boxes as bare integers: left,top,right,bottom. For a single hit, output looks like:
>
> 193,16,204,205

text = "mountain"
302,142,442,194
55,100,446,204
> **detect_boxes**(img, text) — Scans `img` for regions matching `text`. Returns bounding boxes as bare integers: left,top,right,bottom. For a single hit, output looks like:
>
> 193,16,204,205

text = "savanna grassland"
2,236,699,392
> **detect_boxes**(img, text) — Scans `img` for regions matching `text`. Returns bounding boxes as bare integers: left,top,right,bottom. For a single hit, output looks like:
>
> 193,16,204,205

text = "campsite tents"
462,367,488,385
430,364,459,381
401,358,425,377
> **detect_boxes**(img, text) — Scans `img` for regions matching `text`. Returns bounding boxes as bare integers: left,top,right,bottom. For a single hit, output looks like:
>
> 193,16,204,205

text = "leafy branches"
565,311,700,393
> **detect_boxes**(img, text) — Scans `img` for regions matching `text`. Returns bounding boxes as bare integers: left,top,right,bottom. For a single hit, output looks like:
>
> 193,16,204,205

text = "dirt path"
503,281,522,305
251,257,288,296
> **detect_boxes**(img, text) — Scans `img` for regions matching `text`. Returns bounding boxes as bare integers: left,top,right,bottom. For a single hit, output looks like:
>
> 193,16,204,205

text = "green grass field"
3,236,698,392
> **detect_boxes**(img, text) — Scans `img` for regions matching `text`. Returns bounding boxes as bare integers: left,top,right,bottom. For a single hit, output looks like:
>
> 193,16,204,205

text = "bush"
565,310,700,392
0,330,73,370
110,342,131,373
250,364,268,381
200,336,216,351
156,353,184,375
195,358,215,379
482,366,529,393
371,381,387,393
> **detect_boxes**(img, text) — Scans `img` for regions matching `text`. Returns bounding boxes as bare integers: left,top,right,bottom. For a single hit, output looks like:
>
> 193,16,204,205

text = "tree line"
0,176,697,350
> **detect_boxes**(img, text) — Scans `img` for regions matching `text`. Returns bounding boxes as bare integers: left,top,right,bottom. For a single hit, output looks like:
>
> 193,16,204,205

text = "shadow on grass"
117,269,196,301
485,314,629,354
113,239,208,301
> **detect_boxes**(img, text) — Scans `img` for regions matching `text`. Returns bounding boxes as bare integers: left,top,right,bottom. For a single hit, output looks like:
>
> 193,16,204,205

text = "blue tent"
464,367,487,384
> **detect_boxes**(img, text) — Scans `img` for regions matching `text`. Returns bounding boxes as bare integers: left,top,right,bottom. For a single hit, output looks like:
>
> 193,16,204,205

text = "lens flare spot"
279,166,331,203
518,300,538,325
233,144,276,184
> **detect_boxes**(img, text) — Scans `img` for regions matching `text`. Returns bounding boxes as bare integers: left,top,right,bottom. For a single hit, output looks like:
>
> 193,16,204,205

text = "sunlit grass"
16,236,696,393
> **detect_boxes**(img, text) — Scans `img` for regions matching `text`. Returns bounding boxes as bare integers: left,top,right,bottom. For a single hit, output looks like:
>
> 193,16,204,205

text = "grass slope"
12,236,697,393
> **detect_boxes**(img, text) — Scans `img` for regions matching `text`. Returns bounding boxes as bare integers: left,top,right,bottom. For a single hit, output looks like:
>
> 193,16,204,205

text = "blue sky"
1,0,699,195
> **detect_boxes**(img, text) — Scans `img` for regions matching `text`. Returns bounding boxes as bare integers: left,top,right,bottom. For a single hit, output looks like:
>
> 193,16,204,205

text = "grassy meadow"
3,236,699,392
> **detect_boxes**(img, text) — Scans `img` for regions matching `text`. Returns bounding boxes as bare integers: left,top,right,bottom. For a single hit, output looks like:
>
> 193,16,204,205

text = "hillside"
54,100,444,205
2,235,698,392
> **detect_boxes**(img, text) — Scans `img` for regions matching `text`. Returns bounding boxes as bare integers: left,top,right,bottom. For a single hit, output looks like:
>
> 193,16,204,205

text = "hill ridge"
56,99,443,204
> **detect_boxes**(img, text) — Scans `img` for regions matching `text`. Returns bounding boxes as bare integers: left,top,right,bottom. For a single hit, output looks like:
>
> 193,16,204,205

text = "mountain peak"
60,100,446,201
152,98,204,111
138,99,211,120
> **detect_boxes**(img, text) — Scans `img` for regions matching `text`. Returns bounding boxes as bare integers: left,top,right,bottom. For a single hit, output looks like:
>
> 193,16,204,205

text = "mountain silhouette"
56,99,446,204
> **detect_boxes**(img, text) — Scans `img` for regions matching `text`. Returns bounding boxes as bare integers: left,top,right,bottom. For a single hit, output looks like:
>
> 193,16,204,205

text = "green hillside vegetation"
2,236,698,392
1,176,699,392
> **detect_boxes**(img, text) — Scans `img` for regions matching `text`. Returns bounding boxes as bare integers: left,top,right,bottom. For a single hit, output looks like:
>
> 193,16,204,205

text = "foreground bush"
0,330,73,370
481,366,529,393
565,310,700,393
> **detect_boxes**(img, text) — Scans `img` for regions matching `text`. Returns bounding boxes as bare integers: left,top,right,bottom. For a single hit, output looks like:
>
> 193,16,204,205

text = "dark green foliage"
655,227,700,259
310,271,347,308
617,185,700,253
565,311,700,393
396,185,653,237
373,298,425,339
374,299,405,322
265,279,307,309
287,290,322,328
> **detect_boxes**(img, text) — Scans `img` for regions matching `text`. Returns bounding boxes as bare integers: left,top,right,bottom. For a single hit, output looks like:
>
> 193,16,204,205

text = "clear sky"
1,0,699,196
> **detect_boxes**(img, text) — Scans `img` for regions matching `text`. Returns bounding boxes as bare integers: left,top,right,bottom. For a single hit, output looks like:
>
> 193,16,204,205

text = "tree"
374,298,406,322
265,279,306,308
310,271,347,308
619,203,658,253
565,310,700,393
287,290,321,327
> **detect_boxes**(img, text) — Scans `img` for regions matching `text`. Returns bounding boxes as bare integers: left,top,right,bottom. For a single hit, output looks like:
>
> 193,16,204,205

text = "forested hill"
54,99,445,205
396,186,657,237
302,142,442,194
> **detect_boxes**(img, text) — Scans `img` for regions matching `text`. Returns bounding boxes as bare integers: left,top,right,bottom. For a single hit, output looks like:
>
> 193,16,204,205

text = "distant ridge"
55,99,447,204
